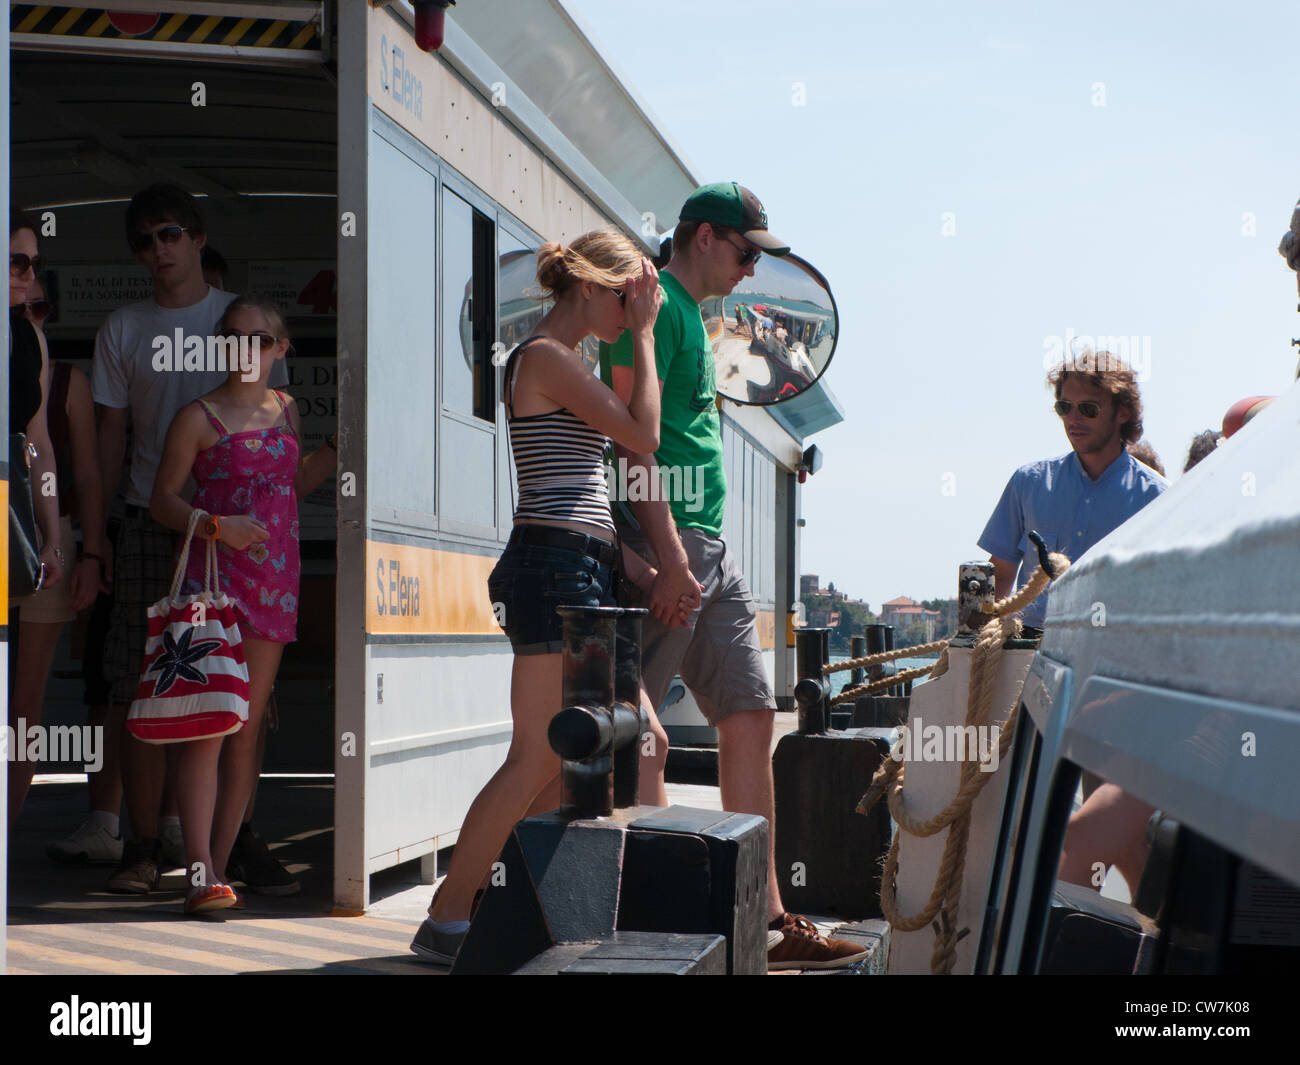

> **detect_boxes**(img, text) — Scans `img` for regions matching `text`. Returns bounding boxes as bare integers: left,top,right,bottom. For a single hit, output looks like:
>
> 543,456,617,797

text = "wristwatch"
204,514,223,542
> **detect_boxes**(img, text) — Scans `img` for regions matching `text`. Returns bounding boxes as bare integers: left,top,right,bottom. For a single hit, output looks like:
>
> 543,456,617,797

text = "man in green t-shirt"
600,182,866,970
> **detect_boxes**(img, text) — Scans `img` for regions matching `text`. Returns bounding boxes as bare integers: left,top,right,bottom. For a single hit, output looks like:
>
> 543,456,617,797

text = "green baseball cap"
679,182,790,255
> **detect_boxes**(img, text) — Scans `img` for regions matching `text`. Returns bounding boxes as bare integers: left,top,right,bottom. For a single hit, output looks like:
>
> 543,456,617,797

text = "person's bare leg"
85,702,123,817
8,619,64,828
1058,782,1154,889
121,707,167,841
524,773,561,816
637,690,668,807
174,737,225,891
716,707,783,921
211,638,283,879
240,695,272,824
430,654,563,924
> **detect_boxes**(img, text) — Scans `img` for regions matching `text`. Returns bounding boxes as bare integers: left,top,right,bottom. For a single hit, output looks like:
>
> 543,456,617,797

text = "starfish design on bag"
147,628,224,696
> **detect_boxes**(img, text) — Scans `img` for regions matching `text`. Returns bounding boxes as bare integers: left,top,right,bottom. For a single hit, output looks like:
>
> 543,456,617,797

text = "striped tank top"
506,336,615,535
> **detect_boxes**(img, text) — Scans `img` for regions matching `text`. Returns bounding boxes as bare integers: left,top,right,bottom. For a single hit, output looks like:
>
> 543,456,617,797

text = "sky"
561,0,1300,612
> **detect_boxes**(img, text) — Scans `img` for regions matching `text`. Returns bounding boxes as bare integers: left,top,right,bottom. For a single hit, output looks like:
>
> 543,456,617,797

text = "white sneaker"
47,820,124,866
159,822,187,870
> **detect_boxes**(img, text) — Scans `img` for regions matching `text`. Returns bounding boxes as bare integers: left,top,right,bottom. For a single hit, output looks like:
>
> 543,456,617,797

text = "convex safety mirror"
707,252,838,405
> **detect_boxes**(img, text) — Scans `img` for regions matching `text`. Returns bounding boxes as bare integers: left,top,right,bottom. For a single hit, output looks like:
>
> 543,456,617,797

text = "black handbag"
9,431,44,598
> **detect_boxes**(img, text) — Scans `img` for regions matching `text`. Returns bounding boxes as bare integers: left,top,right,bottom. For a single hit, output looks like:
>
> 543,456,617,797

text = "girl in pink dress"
151,297,335,913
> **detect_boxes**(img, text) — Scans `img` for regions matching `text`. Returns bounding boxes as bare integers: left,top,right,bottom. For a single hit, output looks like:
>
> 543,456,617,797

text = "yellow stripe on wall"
1,479,8,607
366,541,500,636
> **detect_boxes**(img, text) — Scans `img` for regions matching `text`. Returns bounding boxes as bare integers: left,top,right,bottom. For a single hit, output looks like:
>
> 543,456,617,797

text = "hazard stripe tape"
9,5,322,50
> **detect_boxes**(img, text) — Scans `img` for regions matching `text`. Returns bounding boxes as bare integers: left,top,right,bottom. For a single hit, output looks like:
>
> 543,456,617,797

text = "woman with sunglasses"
7,215,69,826
150,297,335,912
9,214,64,591
412,228,694,965
9,275,107,827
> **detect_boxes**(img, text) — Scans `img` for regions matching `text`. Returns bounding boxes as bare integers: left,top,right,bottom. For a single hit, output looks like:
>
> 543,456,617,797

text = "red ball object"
107,12,160,36
414,5,446,51
1222,396,1275,438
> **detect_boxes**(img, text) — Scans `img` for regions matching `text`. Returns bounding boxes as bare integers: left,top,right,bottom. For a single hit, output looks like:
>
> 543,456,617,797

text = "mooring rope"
856,552,1070,973
823,639,949,675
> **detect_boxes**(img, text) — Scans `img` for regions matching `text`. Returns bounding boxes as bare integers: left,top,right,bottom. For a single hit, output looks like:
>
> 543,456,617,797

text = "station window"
441,187,496,421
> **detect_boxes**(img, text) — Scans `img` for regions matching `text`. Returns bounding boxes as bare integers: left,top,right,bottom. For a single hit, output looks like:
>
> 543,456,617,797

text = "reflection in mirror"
498,242,546,351
710,252,838,405
495,243,598,372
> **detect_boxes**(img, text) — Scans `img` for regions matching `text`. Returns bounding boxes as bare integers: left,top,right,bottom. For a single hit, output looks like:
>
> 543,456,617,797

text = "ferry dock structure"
1,0,844,972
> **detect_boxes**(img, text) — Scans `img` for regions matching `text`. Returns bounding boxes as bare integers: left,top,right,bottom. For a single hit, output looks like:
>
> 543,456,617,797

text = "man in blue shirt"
979,356,1168,632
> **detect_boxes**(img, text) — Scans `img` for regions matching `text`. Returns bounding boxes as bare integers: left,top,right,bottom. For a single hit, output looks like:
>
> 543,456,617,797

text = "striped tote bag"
127,509,250,743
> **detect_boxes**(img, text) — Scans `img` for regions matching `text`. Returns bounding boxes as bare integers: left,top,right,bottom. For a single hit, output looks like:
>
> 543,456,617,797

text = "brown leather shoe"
767,913,871,971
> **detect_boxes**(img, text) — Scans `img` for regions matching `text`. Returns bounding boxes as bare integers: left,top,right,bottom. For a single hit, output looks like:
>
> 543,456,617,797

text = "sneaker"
186,883,237,915
766,913,871,971
159,822,186,870
226,823,301,896
410,916,468,966
105,839,161,895
47,820,123,866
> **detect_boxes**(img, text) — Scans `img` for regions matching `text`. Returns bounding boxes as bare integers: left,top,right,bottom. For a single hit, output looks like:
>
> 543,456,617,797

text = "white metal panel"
364,643,513,869
367,127,438,522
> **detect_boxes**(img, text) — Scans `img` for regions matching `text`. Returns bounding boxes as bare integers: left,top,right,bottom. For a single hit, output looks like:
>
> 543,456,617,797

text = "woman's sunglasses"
10,253,42,276
1054,399,1103,419
609,287,626,306
23,299,53,320
128,224,190,253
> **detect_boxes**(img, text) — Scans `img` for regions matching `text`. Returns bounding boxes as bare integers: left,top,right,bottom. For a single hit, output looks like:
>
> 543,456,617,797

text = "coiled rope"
855,551,1071,974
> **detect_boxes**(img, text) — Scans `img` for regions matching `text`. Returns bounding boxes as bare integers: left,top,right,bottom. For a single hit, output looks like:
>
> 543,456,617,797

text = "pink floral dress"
182,391,301,642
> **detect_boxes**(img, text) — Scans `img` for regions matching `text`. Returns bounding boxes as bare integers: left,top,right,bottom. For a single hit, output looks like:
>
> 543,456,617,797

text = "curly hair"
1047,353,1144,445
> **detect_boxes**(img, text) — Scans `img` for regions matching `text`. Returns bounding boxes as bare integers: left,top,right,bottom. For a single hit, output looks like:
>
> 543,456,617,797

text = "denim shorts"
487,535,616,655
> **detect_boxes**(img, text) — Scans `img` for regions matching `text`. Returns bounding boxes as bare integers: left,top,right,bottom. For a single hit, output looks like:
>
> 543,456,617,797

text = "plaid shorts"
103,508,178,706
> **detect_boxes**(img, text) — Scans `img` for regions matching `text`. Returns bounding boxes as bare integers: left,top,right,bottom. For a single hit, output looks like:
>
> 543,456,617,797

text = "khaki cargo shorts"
620,525,776,726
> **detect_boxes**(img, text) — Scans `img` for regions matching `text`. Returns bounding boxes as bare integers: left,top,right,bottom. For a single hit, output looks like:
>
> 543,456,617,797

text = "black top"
10,312,43,440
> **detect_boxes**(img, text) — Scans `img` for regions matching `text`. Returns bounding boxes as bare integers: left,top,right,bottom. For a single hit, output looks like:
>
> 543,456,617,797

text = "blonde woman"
412,230,694,965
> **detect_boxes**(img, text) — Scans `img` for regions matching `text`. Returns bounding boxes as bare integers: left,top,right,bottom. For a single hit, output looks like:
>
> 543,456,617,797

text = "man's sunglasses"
129,224,190,253
717,231,762,267
218,329,279,348
23,299,53,320
1055,399,1103,419
10,253,42,276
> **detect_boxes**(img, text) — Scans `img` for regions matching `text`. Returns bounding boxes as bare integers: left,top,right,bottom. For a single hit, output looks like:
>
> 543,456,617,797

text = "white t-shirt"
90,287,289,507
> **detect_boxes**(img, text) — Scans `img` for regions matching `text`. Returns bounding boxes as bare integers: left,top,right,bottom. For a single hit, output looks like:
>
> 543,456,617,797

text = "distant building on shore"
881,596,942,629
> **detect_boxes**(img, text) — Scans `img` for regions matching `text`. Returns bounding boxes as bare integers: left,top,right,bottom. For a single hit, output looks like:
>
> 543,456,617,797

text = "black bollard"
612,608,650,808
866,624,888,686
552,606,619,816
849,635,866,690
883,624,896,695
794,627,831,734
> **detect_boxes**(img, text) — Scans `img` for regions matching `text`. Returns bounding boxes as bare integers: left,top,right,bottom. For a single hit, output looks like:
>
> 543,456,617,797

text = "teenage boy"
93,183,294,895
601,182,868,970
